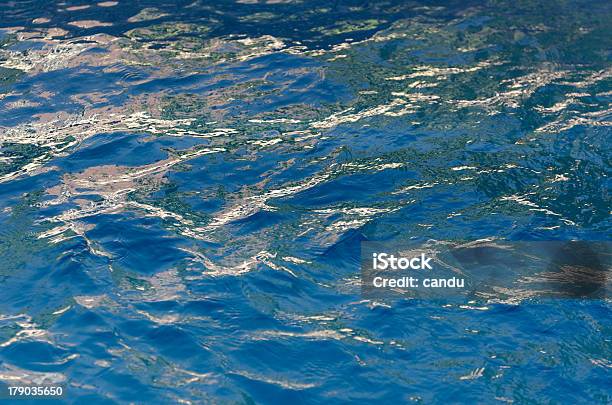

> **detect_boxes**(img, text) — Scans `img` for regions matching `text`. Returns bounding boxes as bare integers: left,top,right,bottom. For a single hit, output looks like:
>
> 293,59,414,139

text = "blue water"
0,0,610,403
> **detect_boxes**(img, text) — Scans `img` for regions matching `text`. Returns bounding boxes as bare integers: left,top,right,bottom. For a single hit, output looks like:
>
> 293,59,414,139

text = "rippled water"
0,0,610,403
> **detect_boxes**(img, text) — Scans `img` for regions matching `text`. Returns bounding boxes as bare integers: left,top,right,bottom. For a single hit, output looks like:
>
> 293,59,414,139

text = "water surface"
0,0,610,403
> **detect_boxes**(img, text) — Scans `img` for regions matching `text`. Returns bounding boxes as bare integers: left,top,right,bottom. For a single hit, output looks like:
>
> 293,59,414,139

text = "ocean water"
0,0,610,403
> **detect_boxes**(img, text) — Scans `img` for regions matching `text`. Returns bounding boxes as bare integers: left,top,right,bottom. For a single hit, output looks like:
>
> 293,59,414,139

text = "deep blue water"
0,0,610,403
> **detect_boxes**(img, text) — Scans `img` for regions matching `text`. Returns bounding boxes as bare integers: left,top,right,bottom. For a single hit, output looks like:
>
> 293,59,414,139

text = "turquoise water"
0,0,610,403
